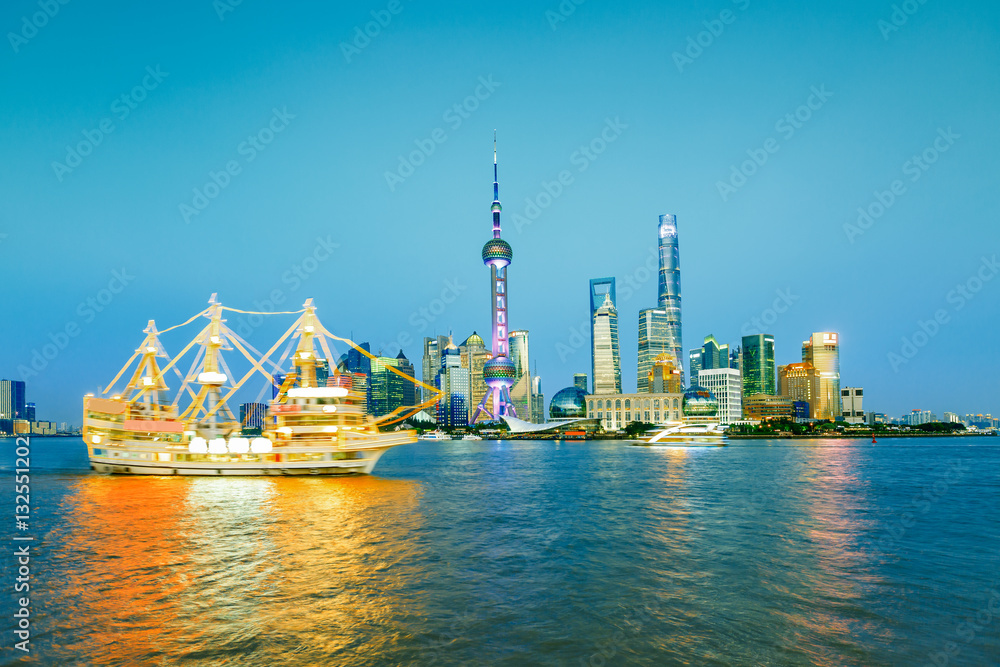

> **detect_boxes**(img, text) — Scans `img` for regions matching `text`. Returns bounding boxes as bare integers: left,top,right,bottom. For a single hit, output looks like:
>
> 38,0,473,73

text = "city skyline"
2,2,998,423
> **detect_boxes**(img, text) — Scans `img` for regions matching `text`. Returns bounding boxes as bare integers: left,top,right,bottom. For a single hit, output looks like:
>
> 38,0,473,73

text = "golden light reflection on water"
48,475,424,665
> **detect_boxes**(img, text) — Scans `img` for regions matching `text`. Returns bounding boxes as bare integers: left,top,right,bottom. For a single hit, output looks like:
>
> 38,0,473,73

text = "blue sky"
1,0,998,424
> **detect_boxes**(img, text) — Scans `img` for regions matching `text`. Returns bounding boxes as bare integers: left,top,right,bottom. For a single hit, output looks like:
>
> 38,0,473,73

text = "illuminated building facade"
370,355,406,417
638,308,671,392
656,214,683,373
648,355,683,393
573,373,588,392
0,379,26,421
395,350,417,408
743,394,795,421
590,278,622,395
697,368,742,424
437,340,471,426
472,138,518,422
239,402,267,432
741,334,776,403
841,387,863,424
802,332,842,421
586,392,683,430
779,362,821,419
592,293,622,394
460,332,490,417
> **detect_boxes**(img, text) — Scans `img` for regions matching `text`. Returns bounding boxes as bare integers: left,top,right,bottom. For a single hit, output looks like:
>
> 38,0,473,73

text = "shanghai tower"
637,214,683,390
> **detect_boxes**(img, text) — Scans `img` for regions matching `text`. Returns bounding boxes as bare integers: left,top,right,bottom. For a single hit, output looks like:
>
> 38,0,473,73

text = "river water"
1,437,998,666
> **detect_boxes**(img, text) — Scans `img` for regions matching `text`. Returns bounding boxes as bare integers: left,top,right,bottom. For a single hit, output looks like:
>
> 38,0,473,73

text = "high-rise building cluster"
0,379,61,435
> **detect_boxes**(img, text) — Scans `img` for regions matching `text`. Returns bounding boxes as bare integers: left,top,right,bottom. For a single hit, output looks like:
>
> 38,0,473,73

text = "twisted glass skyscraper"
638,215,683,390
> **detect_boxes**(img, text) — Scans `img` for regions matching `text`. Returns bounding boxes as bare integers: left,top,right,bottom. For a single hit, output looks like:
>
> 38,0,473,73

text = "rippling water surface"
2,437,999,666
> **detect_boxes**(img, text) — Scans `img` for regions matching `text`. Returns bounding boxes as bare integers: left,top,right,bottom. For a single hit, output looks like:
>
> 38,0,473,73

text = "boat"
82,296,439,476
461,433,483,441
418,430,452,441
630,422,728,447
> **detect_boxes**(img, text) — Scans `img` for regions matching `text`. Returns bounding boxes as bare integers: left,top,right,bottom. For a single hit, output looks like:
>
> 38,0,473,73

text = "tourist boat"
417,430,452,441
82,297,438,476
631,422,728,447
461,433,483,441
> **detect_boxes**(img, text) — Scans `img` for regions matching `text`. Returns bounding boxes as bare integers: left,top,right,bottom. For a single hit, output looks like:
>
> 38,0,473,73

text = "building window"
654,411,660,422
673,398,679,409
616,412,622,423
588,401,594,412
654,399,660,409
615,400,622,409
644,400,650,409
597,400,603,409
597,411,603,419
624,399,631,409
644,411,650,422
625,412,631,422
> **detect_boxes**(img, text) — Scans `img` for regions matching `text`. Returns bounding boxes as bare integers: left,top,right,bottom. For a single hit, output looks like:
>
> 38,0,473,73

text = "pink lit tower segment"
472,134,518,422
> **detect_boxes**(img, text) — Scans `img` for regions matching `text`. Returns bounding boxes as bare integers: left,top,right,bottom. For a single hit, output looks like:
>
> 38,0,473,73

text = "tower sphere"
482,238,513,268
483,356,517,388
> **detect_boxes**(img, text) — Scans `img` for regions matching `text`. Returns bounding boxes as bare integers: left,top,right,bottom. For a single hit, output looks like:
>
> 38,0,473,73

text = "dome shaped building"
549,387,588,420
682,384,720,424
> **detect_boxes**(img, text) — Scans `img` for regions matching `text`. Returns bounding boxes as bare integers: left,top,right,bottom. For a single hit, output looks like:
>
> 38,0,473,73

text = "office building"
573,373,588,392
422,335,450,402
648,355,683,393
802,332,842,421
638,308,672,391
0,380,27,421
698,368,742,424
531,375,545,424
339,342,373,412
741,334,775,403
395,350,417,408
778,362,821,419
656,214,683,370
25,402,36,422
688,348,702,385
239,402,267,432
943,412,960,423
460,332,490,417
508,330,533,421
841,387,864,424
592,292,622,394
371,355,406,417
744,394,795,421
438,340,472,426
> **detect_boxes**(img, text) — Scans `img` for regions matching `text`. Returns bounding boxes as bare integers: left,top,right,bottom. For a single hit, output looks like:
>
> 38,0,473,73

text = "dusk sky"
2,0,998,424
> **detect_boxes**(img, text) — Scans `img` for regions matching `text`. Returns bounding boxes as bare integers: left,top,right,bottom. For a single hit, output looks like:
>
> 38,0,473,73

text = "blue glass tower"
472,135,518,422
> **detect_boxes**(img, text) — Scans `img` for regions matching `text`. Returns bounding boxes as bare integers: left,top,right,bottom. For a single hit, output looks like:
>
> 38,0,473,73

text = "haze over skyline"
2,0,998,423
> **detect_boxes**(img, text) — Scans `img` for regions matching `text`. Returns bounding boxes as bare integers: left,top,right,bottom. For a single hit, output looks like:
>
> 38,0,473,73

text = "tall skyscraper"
656,214,683,370
338,342,373,411
0,380,26,420
531,374,545,424
697,368,742,424
472,136,519,422
688,348,702,385
638,215,683,390
573,373,589,392
370,355,406,417
589,278,621,393
741,334,776,399
438,339,472,426
422,335,449,403
802,332,842,421
638,308,671,392
25,402,36,422
779,362,821,419
460,332,490,415
395,350,417,408
592,293,622,394
508,330,533,421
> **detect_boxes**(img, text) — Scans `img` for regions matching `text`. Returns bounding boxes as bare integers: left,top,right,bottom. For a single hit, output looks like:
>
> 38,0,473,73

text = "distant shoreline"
727,432,994,439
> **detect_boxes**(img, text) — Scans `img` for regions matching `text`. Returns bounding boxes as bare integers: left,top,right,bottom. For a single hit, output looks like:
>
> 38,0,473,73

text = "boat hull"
89,448,386,476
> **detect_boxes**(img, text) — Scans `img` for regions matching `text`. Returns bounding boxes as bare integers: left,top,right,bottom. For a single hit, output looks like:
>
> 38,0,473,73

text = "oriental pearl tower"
472,134,518,423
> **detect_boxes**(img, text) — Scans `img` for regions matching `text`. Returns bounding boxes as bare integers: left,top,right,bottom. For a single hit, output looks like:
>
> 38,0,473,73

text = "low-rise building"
841,387,864,424
585,392,683,431
697,368,742,424
743,394,794,421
